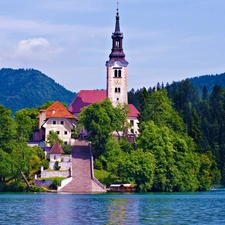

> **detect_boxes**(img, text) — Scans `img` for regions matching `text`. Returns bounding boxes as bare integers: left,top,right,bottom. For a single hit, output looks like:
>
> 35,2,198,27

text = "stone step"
58,141,105,193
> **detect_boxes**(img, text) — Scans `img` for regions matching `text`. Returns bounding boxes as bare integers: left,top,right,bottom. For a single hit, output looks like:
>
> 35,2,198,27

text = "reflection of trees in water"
106,197,139,224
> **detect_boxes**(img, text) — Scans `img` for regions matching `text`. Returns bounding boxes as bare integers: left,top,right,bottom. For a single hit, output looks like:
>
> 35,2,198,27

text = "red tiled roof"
128,104,139,117
68,90,139,117
49,141,65,154
68,90,106,114
38,101,77,119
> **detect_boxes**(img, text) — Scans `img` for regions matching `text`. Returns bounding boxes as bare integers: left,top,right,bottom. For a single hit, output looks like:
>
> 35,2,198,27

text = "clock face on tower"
115,79,121,84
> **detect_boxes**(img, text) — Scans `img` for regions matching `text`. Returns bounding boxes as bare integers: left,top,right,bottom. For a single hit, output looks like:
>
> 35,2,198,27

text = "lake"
0,190,225,225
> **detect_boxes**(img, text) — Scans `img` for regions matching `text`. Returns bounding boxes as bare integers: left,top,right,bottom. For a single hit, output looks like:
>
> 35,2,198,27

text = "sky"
0,0,225,93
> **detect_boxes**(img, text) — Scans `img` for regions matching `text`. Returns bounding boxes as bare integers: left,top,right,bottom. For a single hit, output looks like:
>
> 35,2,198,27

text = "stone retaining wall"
49,155,72,170
41,170,70,178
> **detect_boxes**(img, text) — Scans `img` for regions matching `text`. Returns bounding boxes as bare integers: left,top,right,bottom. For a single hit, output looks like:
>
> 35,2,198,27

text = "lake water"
0,190,225,225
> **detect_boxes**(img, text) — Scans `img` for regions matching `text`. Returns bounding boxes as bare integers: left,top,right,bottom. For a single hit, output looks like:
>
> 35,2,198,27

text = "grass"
37,177,66,181
94,169,110,186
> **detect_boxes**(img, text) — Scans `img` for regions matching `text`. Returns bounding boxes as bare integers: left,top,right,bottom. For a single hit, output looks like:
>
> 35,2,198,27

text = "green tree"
15,108,39,141
147,90,184,132
136,121,200,191
137,87,151,126
78,98,126,158
121,149,155,192
188,108,202,153
0,105,17,153
11,144,42,181
0,149,12,183
202,86,208,100
47,131,63,146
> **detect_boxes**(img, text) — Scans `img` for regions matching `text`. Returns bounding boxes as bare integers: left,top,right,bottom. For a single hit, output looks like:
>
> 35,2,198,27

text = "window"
49,131,52,134
57,131,60,135
118,70,122,78
130,120,134,126
117,98,119,101
115,88,120,93
60,121,64,125
52,120,56,125
116,41,119,47
114,70,117,78
131,129,134,134
64,131,68,135
64,141,68,145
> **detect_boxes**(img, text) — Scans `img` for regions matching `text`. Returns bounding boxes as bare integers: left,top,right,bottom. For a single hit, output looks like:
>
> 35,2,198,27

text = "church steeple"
106,5,128,107
115,7,120,33
107,6,128,65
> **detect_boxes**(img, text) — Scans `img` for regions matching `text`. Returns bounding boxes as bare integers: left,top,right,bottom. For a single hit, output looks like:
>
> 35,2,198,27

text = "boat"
108,184,136,192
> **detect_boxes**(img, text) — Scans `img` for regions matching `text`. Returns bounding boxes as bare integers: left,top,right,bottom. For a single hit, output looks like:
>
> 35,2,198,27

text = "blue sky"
0,0,225,92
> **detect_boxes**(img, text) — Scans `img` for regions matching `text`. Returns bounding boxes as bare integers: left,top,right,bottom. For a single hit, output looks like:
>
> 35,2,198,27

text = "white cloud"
11,38,62,62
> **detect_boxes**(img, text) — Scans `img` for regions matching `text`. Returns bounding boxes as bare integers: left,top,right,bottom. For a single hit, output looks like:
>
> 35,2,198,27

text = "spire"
115,2,121,33
106,3,128,65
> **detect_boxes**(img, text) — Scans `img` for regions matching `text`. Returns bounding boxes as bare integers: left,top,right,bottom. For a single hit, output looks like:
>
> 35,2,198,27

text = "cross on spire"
117,1,119,15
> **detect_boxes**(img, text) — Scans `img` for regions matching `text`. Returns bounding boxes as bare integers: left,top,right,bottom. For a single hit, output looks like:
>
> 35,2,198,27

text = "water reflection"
1,191,225,224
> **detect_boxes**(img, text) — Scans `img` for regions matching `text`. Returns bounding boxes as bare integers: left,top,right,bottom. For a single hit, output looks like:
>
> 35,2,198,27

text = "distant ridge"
0,68,76,113
189,72,225,93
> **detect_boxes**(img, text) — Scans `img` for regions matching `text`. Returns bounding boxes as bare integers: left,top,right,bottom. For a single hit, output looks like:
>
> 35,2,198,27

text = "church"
32,8,139,147
68,8,139,136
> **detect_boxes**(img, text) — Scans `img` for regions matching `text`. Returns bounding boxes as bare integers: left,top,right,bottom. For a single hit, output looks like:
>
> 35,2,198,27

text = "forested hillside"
0,68,76,113
128,79,225,188
189,72,225,94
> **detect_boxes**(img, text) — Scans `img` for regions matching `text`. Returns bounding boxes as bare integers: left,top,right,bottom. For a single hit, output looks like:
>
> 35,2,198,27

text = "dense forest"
189,72,225,94
0,68,76,113
126,79,225,189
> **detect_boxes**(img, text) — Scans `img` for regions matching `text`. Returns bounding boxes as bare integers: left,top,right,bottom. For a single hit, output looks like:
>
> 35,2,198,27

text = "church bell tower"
106,6,128,107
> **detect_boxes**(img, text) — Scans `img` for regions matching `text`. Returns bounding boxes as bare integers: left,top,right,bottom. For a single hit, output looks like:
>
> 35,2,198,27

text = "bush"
55,161,61,170
7,182,27,192
41,159,49,169
29,185,43,192
50,178,61,190
63,145,72,154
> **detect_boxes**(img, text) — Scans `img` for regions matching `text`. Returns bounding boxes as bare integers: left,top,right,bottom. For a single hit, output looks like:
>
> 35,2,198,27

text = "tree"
0,105,17,153
136,121,200,191
121,149,155,192
47,131,63,146
15,108,39,141
137,87,151,126
78,98,127,158
188,108,202,152
147,90,184,132
202,86,208,100
0,149,12,183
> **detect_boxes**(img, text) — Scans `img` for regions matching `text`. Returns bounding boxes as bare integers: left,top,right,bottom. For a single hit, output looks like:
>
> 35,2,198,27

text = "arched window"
118,70,122,78
118,88,121,93
114,70,117,77
115,88,118,93
116,41,119,47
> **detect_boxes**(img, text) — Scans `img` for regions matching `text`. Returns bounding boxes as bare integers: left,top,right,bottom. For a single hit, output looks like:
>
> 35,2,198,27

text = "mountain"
0,68,76,113
189,72,225,93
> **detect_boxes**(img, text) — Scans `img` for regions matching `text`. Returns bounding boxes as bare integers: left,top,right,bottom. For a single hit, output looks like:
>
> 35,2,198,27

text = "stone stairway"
58,140,106,193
